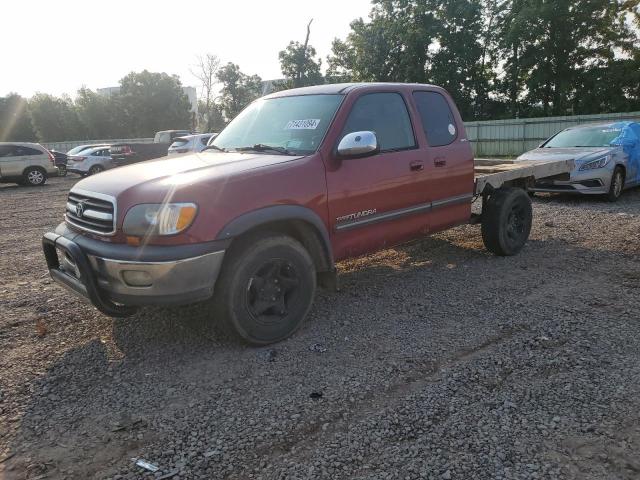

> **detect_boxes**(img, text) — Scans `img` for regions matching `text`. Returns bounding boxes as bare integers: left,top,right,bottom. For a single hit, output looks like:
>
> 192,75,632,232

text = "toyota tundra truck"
42,83,573,345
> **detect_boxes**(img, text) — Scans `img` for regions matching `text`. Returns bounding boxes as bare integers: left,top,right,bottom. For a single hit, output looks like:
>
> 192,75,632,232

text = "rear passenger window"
15,146,43,156
413,92,457,147
342,93,415,151
0,145,17,157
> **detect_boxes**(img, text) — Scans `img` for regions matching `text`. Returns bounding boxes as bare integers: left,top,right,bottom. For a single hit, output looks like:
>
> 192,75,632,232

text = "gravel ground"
1,176,639,480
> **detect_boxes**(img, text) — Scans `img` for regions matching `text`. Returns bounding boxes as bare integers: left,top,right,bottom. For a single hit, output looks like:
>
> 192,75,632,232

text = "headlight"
579,155,611,171
123,203,197,236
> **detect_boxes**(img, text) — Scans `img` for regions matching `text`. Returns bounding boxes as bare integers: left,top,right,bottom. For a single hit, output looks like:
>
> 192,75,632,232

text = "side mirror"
337,131,379,159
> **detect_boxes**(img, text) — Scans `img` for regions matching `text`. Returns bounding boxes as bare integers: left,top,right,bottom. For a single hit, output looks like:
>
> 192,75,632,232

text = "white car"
0,142,58,186
66,144,109,156
168,134,217,156
67,146,114,176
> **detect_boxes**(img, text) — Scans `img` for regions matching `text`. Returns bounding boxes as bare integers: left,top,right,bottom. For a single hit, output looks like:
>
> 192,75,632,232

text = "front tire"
481,187,533,256
23,167,47,186
607,167,624,202
212,234,317,345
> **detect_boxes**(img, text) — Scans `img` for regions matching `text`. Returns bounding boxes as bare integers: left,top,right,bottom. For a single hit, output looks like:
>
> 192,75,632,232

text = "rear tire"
57,165,67,177
23,167,47,186
481,187,532,256
88,165,104,175
607,167,624,202
212,233,317,345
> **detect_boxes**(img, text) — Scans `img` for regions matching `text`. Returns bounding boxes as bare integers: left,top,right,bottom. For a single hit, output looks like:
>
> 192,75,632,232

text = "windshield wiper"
201,144,226,152
234,144,295,155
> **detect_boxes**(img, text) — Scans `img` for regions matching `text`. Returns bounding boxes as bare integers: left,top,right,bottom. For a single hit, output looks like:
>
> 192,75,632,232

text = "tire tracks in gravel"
253,324,527,465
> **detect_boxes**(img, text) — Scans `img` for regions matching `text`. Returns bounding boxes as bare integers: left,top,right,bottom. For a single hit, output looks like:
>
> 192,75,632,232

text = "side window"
413,91,457,147
0,145,17,157
341,92,415,151
15,146,42,156
201,136,210,146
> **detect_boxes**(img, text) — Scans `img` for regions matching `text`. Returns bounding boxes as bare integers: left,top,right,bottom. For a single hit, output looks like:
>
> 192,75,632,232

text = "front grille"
65,190,116,235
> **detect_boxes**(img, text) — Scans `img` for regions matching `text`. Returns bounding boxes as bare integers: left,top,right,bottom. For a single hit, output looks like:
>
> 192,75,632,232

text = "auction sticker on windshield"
285,119,321,130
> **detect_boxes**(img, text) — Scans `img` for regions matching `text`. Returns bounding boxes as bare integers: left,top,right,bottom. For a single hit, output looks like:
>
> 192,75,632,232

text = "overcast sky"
1,0,372,98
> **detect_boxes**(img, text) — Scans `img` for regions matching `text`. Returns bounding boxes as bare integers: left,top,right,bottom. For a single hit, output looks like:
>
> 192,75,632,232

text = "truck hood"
517,147,616,162
72,151,305,199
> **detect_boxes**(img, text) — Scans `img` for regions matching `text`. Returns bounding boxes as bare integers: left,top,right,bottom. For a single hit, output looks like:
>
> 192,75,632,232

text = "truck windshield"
544,125,622,148
211,94,344,155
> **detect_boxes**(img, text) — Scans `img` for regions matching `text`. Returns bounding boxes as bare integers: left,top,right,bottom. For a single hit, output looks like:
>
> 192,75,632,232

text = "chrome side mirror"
337,131,379,159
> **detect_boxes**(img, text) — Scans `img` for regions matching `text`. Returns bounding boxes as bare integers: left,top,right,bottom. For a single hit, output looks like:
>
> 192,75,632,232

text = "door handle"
410,161,424,171
434,157,447,167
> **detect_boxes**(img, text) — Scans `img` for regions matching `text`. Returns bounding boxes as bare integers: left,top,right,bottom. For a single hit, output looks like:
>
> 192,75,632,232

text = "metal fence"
42,138,153,153
464,111,640,157
39,110,640,157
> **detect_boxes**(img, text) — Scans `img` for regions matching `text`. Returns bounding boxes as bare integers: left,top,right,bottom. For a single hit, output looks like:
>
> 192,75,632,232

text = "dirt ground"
1,176,639,480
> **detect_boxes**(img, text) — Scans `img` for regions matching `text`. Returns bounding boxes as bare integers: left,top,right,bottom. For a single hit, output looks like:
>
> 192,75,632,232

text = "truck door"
411,90,474,232
324,91,432,260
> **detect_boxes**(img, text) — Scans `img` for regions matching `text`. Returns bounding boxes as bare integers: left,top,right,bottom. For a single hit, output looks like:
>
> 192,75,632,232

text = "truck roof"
265,82,444,99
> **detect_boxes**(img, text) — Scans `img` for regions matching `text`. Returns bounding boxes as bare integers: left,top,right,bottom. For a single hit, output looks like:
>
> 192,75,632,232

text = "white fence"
42,138,153,153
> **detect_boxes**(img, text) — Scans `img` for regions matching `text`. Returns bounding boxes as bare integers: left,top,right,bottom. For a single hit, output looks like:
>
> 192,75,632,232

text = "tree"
75,87,126,139
0,94,36,142
192,54,222,132
327,0,437,83
28,93,82,142
329,0,640,119
216,63,262,121
118,70,192,137
278,19,324,89
496,0,639,117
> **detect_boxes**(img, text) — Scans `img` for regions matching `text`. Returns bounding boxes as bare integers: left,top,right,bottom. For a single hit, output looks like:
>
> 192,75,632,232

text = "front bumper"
532,169,611,194
42,224,227,317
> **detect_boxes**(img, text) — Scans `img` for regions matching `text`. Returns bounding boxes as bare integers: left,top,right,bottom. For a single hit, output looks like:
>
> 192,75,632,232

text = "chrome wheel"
26,169,45,185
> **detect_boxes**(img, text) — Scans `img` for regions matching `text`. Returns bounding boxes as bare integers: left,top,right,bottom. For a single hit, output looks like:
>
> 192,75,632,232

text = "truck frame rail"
474,158,575,195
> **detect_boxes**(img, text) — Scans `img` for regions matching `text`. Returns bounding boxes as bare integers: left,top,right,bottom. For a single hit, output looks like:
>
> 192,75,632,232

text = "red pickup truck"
43,83,572,345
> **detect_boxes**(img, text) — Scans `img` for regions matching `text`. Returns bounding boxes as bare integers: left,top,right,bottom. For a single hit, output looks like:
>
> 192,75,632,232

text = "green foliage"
0,94,36,142
118,70,192,137
278,41,324,89
197,99,226,132
75,87,127,139
28,93,83,142
216,63,262,121
329,0,640,119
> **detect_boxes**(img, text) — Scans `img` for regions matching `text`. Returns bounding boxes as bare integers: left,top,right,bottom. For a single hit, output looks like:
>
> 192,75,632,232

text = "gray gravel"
1,177,639,479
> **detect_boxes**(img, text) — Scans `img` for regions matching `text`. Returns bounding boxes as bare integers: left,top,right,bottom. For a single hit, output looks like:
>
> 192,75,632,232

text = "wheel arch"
216,205,334,273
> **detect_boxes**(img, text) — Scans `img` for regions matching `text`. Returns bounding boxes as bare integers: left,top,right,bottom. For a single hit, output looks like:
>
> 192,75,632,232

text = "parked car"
49,150,68,177
67,146,114,176
110,130,191,167
518,122,640,201
168,134,217,156
66,144,109,156
0,142,58,186
42,83,573,345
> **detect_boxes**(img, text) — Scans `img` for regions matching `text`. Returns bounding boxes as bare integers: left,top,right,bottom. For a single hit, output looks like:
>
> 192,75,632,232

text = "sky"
1,0,373,98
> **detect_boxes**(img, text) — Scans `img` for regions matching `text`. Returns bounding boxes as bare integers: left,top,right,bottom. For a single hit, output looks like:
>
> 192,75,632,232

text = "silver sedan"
518,122,640,201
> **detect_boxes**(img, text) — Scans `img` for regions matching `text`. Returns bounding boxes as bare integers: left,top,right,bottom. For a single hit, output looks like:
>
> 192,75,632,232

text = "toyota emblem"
75,202,85,218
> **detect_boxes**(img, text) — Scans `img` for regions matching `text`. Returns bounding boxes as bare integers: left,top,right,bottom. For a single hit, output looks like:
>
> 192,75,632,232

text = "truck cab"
43,83,556,345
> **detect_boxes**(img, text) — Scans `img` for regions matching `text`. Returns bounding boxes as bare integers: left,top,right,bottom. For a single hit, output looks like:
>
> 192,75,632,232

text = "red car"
43,83,572,344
